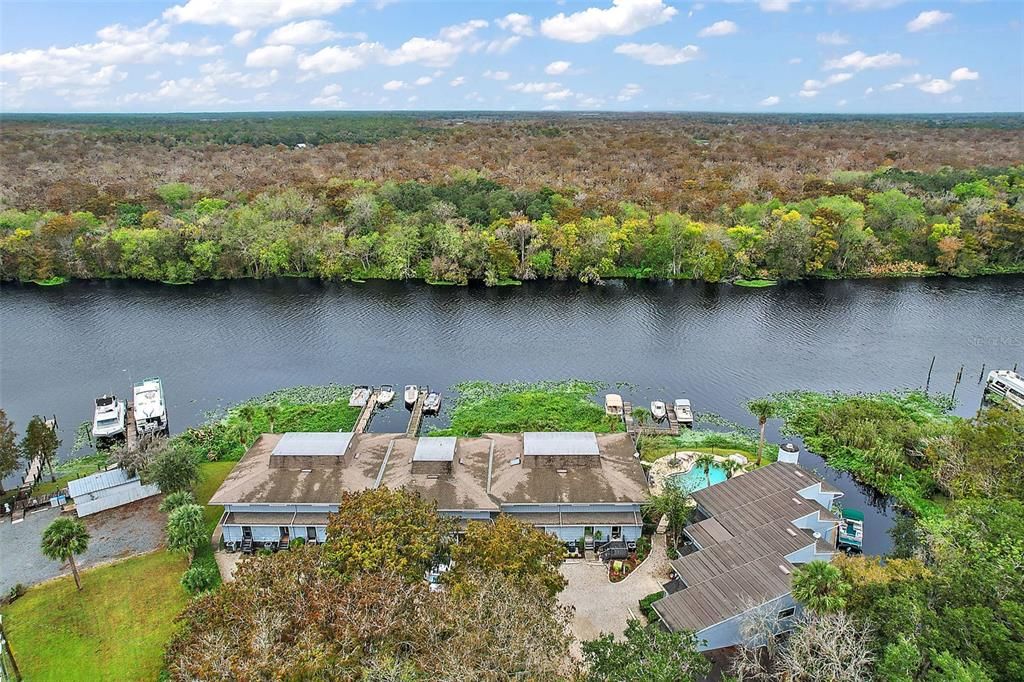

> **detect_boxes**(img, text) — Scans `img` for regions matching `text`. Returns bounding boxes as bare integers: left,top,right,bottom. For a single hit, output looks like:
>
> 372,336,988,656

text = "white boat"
349,385,370,407
650,400,667,421
605,394,623,416
377,384,395,405
93,395,126,441
985,370,1024,411
404,384,419,408
423,391,442,414
673,398,694,428
134,377,168,435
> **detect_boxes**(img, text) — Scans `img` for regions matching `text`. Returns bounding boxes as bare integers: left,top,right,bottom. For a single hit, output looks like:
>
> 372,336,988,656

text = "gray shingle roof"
523,431,599,456
272,432,354,456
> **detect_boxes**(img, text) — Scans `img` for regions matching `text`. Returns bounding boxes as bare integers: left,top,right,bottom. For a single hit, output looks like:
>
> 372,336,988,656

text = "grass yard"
2,550,189,681
197,460,236,531
32,454,109,497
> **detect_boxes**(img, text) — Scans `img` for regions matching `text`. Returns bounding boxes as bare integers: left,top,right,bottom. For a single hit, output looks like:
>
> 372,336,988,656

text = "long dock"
353,389,380,434
125,402,138,449
405,387,428,437
623,400,681,437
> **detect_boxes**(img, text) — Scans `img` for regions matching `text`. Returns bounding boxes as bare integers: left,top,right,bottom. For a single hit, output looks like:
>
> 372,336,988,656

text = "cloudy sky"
1,0,1020,113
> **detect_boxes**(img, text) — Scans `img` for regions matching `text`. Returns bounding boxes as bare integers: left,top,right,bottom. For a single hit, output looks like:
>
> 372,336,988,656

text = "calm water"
3,276,1022,554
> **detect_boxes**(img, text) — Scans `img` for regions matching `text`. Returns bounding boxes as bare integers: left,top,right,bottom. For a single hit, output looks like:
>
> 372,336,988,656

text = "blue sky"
1,0,1021,113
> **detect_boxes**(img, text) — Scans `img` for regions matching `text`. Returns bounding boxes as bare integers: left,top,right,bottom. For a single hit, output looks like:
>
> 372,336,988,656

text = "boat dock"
18,417,57,492
125,402,138,449
405,387,428,437
623,400,681,437
353,389,381,434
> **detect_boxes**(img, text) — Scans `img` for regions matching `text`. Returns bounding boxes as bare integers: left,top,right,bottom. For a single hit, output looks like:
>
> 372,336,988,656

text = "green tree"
145,444,199,494
41,516,90,590
792,560,850,614
694,453,717,488
21,415,60,482
448,514,566,596
582,619,710,682
159,490,196,513
642,481,693,549
0,409,20,494
264,404,281,433
323,488,452,582
235,404,258,446
747,398,777,466
166,503,207,560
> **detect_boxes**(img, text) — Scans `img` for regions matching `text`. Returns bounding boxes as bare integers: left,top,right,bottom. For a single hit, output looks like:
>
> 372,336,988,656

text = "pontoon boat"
673,398,694,428
423,391,442,414
605,394,623,416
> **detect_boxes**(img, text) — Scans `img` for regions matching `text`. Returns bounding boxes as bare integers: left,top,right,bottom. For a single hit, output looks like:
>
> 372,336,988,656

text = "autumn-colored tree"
21,415,60,482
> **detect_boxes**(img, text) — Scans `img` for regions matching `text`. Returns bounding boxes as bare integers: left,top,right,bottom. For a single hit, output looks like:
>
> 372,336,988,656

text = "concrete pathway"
558,533,674,648
214,549,243,583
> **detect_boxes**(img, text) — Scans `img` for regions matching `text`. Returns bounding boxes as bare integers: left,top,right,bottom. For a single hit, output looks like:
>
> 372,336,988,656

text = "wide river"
2,276,1022,554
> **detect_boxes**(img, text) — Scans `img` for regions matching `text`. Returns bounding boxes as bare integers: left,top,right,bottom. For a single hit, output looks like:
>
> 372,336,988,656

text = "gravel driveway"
0,496,166,594
558,533,673,646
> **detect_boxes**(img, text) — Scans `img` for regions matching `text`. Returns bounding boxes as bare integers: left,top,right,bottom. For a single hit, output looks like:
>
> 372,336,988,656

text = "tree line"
1,165,1022,286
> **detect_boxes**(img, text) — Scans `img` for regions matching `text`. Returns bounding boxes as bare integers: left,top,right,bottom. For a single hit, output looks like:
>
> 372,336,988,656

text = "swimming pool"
668,463,730,491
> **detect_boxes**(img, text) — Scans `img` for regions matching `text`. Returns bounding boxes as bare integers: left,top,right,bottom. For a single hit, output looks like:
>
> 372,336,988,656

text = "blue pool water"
669,463,730,491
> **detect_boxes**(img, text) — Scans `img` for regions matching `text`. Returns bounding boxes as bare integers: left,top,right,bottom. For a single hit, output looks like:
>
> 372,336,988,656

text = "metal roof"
67,468,134,497
523,432,599,456
414,437,457,462
272,432,354,457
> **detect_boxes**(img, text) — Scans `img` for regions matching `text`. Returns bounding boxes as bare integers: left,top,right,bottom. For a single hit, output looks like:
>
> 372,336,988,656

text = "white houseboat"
984,370,1024,411
92,395,126,442
133,377,169,435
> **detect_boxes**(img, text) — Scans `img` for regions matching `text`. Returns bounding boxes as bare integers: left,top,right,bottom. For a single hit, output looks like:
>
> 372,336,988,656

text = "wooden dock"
405,387,428,438
353,389,380,434
125,402,138,449
623,400,681,437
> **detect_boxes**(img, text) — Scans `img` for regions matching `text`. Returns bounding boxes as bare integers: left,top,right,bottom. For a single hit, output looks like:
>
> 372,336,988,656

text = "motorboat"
349,385,371,407
837,508,864,553
604,394,623,416
404,384,419,408
377,384,395,405
93,395,126,442
984,370,1024,411
673,398,694,428
650,400,667,421
134,377,168,436
423,391,442,415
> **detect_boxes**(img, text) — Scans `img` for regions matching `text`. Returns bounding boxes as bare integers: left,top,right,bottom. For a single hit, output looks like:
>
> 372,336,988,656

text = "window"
611,526,622,539
778,607,796,619
306,526,317,541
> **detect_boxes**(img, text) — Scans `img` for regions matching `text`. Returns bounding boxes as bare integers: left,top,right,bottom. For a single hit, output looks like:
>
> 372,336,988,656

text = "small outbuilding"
67,468,160,517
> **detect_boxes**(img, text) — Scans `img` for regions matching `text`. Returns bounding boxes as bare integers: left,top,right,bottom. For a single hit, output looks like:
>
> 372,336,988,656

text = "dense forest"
1,113,1022,285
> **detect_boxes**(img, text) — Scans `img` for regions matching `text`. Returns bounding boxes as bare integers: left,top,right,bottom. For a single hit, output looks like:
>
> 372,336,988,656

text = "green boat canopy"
843,508,865,521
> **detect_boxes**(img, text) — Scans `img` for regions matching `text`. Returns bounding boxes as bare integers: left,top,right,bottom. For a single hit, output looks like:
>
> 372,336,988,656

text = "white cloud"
383,79,405,90
919,78,954,94
383,37,461,67
839,0,906,9
245,44,295,67
907,10,952,33
825,51,909,71
414,76,432,86
881,82,903,91
788,57,802,65
440,19,488,42
231,29,256,46
485,36,522,54
759,95,781,106
540,0,678,43
864,87,874,95
483,70,510,80
265,20,341,45
320,84,342,96
698,20,738,38
543,88,573,101
837,98,847,106
449,76,466,86
760,0,796,11
311,94,347,108
816,31,849,46
798,89,819,98
614,42,700,66
508,81,563,94
617,83,642,101
545,60,572,75
297,44,373,73
950,66,978,81
164,0,354,29
496,13,534,36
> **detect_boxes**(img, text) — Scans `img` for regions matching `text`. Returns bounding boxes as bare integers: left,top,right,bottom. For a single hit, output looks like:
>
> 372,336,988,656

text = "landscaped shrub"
180,561,219,595
639,591,664,621
635,536,652,562
290,537,305,548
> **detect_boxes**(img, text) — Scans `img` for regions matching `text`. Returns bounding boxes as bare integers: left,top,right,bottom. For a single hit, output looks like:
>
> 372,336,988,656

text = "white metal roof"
414,437,457,462
272,432,354,456
67,468,134,498
523,432,600,456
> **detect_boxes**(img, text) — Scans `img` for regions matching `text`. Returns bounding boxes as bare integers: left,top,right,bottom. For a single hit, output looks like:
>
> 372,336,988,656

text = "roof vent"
301,469,312,473
556,468,568,474
779,564,791,574
792,497,802,504
427,474,440,480
786,527,797,537
813,532,822,539
510,458,521,466
794,470,804,478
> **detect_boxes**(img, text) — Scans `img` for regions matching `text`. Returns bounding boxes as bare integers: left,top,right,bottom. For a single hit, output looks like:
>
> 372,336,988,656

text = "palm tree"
747,399,778,466
642,483,693,548
166,503,208,561
41,517,90,590
791,560,850,614
235,405,258,446
694,453,717,488
264,404,281,433
722,458,744,479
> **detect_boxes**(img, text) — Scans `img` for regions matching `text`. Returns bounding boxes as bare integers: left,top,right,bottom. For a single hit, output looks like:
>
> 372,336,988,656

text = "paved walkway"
0,497,165,594
214,549,243,583
557,533,674,649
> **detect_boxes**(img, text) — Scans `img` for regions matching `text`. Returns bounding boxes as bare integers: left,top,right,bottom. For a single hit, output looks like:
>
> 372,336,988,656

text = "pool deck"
648,451,748,495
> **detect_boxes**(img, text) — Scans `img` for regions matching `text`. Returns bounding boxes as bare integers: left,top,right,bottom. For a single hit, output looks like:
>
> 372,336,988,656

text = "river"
2,276,1022,554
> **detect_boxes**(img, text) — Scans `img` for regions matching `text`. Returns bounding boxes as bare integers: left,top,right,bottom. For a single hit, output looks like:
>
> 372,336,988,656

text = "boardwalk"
125,403,138,449
405,387,428,437
623,401,681,437
353,389,380,434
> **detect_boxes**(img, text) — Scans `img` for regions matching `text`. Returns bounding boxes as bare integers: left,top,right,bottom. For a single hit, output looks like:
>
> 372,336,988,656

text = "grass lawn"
1,461,236,681
32,454,109,497
734,278,778,288
2,550,189,682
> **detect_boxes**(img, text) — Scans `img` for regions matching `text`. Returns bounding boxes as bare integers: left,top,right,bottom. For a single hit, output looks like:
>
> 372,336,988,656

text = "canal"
2,275,1022,554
